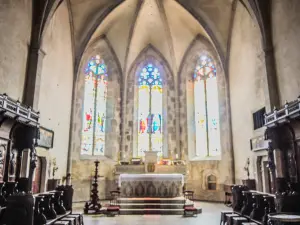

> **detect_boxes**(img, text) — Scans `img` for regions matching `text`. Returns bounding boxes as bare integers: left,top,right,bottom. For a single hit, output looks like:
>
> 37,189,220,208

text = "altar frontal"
119,173,184,197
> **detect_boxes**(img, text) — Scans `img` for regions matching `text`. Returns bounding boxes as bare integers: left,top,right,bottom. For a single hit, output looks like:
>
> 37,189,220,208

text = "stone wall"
229,2,267,184
71,36,234,202
71,37,121,202
272,0,300,104
0,0,32,100
179,36,233,201
37,1,74,184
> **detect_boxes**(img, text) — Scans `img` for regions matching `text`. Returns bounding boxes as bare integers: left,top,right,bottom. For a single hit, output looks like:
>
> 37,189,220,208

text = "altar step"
119,203,188,209
116,197,202,215
119,208,185,215
118,197,185,204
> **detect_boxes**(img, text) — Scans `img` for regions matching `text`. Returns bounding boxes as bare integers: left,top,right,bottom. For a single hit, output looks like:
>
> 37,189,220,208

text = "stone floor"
74,201,229,225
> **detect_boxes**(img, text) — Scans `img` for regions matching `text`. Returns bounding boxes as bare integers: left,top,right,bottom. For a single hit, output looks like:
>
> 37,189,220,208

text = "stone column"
23,47,46,109
263,46,280,111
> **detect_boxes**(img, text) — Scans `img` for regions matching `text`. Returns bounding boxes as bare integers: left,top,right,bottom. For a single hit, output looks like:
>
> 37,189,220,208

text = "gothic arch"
71,37,122,161
203,171,219,191
178,35,234,184
178,35,228,160
122,45,177,160
74,0,126,75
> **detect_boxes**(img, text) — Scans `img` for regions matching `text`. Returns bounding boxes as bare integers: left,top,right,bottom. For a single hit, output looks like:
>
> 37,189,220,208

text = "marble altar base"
119,174,184,198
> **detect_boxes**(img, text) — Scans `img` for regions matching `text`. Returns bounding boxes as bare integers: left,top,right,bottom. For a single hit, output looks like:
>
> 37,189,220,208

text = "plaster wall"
38,2,73,180
229,3,267,183
272,0,300,104
0,0,32,100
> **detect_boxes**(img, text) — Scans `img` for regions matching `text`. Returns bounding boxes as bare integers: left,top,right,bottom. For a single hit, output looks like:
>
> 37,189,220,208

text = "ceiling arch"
70,0,234,75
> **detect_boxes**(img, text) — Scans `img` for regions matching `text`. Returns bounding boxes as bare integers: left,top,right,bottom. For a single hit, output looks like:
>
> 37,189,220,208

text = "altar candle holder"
83,160,102,214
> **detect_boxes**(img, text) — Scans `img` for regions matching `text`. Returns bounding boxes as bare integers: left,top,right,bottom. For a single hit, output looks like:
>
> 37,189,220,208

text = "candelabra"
84,160,102,214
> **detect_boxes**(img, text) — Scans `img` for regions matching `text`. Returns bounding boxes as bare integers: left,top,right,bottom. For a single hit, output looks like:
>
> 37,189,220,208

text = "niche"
207,174,217,190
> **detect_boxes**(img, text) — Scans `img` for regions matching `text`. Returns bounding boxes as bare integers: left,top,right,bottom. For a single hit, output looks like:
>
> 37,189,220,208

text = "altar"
119,173,184,197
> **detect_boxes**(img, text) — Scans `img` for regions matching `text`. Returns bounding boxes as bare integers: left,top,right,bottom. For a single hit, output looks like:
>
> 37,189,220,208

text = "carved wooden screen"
32,157,43,194
0,139,7,182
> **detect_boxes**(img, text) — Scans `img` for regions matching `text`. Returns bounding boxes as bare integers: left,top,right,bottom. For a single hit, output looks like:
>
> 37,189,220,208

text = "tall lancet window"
81,55,107,156
137,64,163,157
194,55,220,157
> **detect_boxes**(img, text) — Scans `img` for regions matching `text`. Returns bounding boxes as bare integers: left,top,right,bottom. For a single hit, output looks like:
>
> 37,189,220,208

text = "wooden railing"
265,96,300,127
0,93,39,126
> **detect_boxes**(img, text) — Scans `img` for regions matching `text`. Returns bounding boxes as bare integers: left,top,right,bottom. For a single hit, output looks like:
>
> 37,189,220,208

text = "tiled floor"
74,201,230,225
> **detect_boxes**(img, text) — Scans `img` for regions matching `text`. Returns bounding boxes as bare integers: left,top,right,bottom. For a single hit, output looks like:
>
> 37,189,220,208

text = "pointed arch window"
194,55,220,157
137,64,163,157
81,55,107,156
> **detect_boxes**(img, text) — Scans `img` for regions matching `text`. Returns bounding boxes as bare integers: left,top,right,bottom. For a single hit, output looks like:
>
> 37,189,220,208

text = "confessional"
0,94,82,225
221,96,300,225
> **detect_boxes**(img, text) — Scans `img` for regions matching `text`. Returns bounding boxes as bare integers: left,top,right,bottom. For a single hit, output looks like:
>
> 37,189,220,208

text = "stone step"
119,203,192,209
119,207,202,215
118,197,186,204
120,208,184,215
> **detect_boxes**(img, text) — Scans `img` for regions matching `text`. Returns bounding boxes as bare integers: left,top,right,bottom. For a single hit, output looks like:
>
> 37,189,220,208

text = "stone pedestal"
144,151,158,173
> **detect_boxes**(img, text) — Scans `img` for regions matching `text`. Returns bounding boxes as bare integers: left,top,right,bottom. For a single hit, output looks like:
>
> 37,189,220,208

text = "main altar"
119,173,184,197
109,152,201,215
115,151,187,198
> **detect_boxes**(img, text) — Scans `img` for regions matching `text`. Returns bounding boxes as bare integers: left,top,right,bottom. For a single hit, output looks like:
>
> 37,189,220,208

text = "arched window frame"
73,38,121,162
124,46,177,161
80,55,108,156
193,54,221,158
137,63,164,157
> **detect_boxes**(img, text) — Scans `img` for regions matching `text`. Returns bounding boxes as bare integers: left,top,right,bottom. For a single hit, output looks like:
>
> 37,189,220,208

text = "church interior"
1,0,300,224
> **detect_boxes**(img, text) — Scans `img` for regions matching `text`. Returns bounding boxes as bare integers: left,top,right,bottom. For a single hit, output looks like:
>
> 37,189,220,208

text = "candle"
175,154,178,159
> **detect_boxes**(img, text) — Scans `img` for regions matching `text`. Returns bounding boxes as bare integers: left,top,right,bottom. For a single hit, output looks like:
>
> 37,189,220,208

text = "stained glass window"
81,55,107,155
137,64,163,157
194,55,220,157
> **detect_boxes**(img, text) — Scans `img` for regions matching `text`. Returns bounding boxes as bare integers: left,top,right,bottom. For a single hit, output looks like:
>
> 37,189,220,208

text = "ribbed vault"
70,0,234,75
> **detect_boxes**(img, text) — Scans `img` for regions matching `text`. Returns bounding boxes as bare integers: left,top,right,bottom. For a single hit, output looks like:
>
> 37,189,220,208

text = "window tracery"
194,55,220,157
137,63,163,157
81,55,107,156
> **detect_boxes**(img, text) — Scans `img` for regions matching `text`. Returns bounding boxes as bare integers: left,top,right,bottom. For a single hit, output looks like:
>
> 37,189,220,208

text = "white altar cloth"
118,173,184,187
